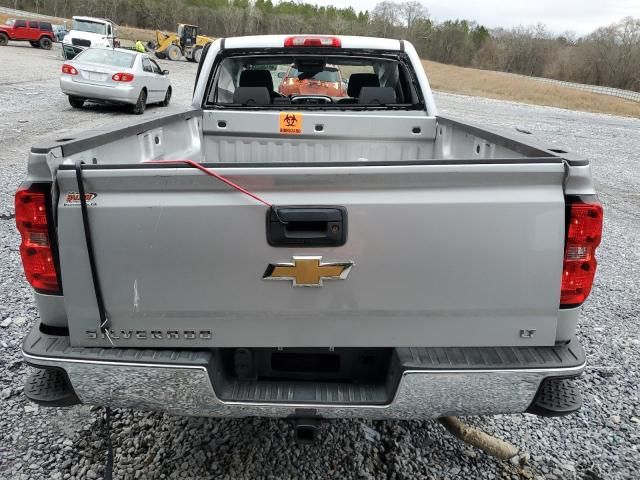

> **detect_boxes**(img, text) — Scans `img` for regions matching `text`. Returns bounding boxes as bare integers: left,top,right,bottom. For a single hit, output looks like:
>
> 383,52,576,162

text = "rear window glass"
28,21,39,28
72,19,107,35
40,22,53,31
75,49,136,68
286,67,341,83
206,53,421,110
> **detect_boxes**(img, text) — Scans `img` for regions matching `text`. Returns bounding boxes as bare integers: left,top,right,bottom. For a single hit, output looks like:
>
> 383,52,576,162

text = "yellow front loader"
151,24,214,62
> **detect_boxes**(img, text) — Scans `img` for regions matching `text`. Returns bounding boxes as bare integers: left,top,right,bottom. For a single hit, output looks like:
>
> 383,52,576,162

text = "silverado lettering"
85,329,212,340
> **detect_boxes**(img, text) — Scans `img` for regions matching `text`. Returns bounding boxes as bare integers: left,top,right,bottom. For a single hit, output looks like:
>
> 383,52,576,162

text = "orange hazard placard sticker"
279,112,302,134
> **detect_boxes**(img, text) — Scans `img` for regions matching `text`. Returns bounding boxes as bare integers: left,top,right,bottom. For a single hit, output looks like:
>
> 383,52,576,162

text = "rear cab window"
285,66,342,83
142,58,153,72
204,48,423,110
150,59,163,74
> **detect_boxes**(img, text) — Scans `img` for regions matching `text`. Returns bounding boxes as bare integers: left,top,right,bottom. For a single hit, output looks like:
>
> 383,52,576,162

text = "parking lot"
0,42,639,480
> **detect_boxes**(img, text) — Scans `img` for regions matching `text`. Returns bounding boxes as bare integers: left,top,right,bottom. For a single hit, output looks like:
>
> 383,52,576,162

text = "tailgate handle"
267,206,347,247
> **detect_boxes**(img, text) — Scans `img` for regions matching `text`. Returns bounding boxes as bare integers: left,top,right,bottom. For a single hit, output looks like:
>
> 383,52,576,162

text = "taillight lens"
284,36,341,47
61,63,78,75
560,197,603,307
15,184,60,294
112,72,134,82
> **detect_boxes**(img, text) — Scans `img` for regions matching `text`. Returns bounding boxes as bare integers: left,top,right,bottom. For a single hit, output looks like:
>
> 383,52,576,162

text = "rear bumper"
23,321,585,420
60,76,138,104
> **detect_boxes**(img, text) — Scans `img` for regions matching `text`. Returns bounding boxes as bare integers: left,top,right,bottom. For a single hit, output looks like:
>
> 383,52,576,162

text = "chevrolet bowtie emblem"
263,256,354,287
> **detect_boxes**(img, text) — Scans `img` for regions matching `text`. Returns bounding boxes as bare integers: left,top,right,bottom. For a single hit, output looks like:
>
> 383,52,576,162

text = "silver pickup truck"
17,35,602,433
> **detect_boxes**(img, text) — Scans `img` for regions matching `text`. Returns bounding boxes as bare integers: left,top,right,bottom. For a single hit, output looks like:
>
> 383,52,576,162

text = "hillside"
423,60,640,117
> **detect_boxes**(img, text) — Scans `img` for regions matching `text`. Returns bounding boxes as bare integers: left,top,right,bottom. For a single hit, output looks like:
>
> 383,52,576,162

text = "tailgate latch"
267,206,347,247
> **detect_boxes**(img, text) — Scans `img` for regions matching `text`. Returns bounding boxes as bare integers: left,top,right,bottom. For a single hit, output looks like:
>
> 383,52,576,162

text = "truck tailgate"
55,161,567,348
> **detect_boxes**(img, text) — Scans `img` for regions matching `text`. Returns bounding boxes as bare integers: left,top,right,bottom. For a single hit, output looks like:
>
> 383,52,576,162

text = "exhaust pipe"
293,418,321,444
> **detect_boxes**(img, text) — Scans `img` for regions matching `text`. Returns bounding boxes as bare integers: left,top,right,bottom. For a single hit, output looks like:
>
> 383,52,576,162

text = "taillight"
560,197,603,307
15,184,60,294
284,36,341,47
112,72,134,82
61,63,78,75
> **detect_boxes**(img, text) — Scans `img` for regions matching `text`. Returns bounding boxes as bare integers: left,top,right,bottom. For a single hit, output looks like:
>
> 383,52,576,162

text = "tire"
68,96,85,109
161,86,171,107
154,51,166,60
39,37,53,50
30,41,40,48
132,89,147,115
192,46,203,64
0,33,8,46
166,44,181,61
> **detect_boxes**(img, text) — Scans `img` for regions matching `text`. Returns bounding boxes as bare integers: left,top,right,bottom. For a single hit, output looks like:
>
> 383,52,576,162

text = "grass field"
423,60,640,117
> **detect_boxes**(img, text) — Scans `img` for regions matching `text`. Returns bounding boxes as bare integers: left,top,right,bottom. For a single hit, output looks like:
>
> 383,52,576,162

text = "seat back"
358,87,397,104
233,87,271,105
347,73,380,97
239,70,274,92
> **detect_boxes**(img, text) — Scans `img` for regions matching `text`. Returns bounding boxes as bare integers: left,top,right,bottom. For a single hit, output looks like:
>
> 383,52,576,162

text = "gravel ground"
1,42,639,480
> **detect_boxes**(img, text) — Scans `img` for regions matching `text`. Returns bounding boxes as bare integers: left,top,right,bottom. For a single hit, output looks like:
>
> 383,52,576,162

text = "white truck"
18,35,602,441
61,16,117,59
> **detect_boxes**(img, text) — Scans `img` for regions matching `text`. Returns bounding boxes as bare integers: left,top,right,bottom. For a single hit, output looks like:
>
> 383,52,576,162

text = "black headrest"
347,73,379,97
233,87,271,105
358,87,397,105
239,70,274,91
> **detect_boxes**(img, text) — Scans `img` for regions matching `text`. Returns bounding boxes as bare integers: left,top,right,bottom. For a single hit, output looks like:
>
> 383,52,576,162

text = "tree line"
5,0,640,92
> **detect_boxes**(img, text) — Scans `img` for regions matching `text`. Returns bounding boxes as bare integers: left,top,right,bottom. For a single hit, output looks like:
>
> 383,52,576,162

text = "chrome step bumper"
23,322,585,420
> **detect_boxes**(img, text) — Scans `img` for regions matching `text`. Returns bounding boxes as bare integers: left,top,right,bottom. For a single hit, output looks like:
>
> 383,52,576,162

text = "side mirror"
163,69,170,75
277,71,285,78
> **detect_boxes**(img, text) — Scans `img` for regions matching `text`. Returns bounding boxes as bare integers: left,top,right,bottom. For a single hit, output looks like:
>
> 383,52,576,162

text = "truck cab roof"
223,35,403,51
72,16,114,24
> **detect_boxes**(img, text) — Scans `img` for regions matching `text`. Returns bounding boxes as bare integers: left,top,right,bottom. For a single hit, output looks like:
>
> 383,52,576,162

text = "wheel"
30,41,40,48
192,46,203,64
0,33,8,46
39,37,53,50
132,89,147,114
161,86,171,107
154,51,166,60
166,44,181,61
68,96,85,109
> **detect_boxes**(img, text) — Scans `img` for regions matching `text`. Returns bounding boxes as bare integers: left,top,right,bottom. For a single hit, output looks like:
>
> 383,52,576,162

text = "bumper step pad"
23,321,586,415
24,368,81,407
526,377,582,417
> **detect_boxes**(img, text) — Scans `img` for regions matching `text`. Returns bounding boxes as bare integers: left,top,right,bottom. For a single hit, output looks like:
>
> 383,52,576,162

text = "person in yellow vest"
135,40,146,53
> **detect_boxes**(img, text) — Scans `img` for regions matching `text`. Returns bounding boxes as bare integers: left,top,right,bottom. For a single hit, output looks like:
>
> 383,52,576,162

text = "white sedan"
59,48,172,114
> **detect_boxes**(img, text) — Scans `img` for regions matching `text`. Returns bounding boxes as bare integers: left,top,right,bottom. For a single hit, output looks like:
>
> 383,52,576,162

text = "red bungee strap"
144,159,272,207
